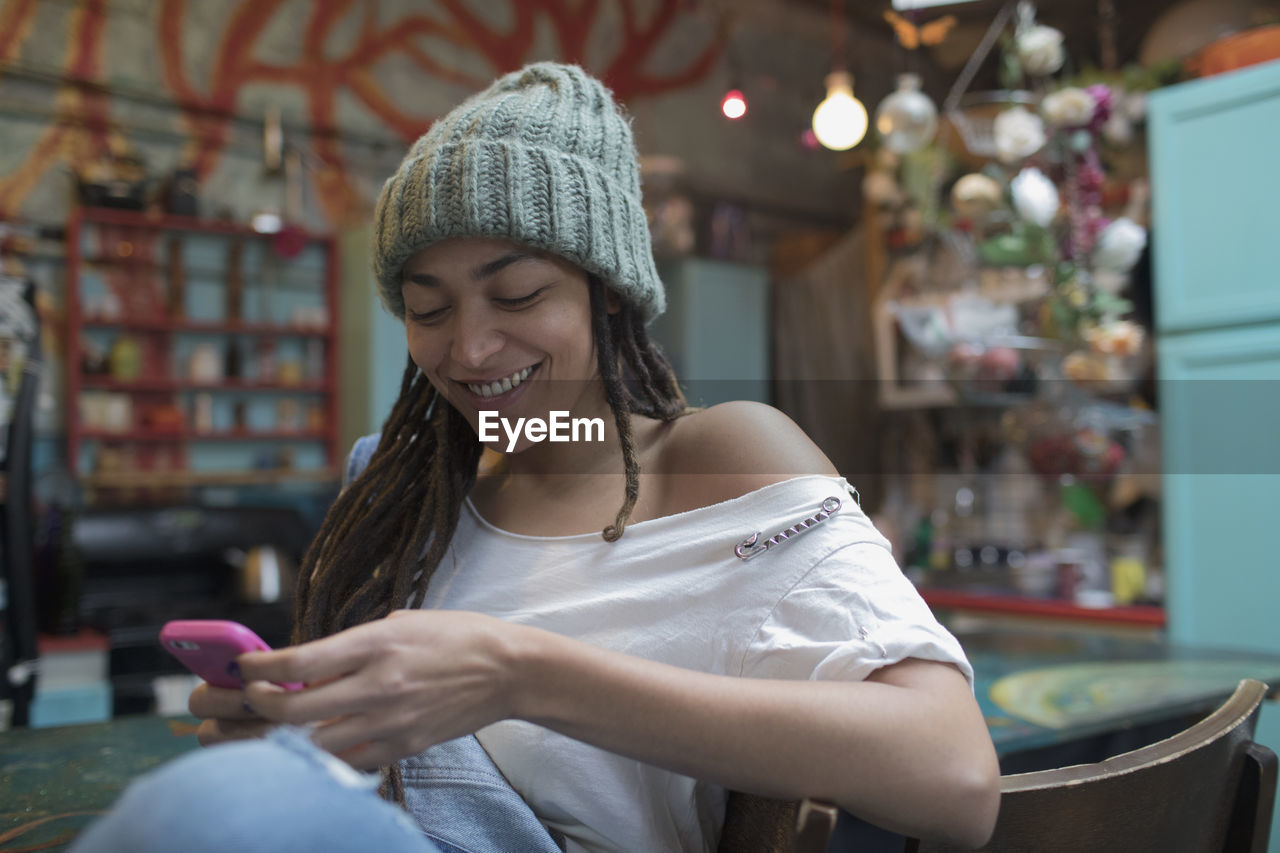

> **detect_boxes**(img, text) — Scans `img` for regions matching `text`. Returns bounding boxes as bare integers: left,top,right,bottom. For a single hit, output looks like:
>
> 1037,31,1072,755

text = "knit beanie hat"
372,62,666,323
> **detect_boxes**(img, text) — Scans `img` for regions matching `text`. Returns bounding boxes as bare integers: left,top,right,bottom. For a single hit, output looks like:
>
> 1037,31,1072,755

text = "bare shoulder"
653,402,839,508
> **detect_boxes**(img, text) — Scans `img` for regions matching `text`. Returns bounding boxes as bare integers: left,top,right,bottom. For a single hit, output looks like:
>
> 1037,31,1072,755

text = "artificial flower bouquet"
940,7,1174,395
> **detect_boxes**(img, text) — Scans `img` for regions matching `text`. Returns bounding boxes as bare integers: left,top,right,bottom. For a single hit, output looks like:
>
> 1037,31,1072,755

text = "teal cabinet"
1158,323,1280,651
1150,60,1280,851
338,226,405,453
650,258,771,407
1148,60,1280,333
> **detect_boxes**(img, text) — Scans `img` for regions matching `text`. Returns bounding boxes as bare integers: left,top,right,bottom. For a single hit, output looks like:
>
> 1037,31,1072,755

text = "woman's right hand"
188,682,274,747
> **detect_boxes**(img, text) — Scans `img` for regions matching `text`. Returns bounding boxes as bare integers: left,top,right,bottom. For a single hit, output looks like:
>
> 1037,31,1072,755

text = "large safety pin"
734,496,843,561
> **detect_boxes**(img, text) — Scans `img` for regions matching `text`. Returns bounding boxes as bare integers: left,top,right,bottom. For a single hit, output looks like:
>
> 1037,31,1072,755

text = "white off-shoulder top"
413,473,972,853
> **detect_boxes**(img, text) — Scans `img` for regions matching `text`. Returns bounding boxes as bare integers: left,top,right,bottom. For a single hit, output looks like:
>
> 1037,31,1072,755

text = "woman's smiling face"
400,237,605,448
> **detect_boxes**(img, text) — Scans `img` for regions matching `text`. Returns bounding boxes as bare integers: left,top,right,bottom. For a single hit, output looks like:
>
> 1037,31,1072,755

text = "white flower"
993,106,1046,163
1016,25,1065,76
1102,111,1133,146
1093,217,1147,273
951,173,1003,220
1010,167,1060,227
1042,87,1097,128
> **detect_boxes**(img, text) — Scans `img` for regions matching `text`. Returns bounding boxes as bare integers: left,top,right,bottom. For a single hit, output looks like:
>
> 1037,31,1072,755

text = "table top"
1,715,200,850
4,628,1280,850
962,629,1280,755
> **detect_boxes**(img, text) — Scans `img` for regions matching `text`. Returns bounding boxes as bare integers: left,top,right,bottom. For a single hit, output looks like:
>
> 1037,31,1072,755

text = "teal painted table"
960,629,1280,759
4,629,1280,851
1,715,201,851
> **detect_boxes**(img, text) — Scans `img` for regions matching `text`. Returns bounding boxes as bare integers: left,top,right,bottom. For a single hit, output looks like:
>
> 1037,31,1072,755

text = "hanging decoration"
721,89,747,119
873,0,1176,415
941,1,1034,160
812,0,867,151
875,73,938,154
882,10,958,51
873,4,942,155
720,13,748,121
813,72,868,150
1014,19,1066,75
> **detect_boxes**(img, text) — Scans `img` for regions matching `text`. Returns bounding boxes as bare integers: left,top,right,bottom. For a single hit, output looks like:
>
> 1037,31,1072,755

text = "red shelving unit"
79,429,331,442
920,588,1166,628
81,318,330,337
80,377,332,393
65,207,341,495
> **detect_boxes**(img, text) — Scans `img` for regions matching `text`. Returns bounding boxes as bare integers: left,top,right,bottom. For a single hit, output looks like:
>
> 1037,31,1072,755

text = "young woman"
73,63,998,853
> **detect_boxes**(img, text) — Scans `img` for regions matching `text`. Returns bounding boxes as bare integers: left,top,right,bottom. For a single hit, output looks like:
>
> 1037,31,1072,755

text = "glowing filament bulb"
721,89,747,120
811,71,867,150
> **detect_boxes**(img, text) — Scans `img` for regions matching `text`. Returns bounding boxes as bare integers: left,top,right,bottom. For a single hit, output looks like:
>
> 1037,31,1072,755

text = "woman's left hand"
235,609,523,769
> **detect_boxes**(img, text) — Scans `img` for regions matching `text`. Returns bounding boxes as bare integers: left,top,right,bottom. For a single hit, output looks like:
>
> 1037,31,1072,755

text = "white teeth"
467,365,535,398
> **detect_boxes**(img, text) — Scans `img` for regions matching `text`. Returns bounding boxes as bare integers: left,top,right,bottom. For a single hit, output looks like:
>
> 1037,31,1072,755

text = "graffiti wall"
0,0,882,231
1,0,906,482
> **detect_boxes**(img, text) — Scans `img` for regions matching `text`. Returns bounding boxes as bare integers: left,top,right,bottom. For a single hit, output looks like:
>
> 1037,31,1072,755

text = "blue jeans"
70,727,564,853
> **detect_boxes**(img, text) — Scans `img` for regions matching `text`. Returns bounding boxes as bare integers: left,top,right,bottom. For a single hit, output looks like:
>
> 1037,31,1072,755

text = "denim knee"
71,727,436,853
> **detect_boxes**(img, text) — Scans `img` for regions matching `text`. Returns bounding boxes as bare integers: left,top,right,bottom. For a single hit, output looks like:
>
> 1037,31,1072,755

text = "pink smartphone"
159,619,302,690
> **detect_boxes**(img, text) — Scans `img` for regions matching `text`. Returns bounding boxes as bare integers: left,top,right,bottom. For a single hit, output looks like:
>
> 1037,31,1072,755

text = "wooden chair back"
909,678,1276,853
719,795,906,853
720,679,1276,853
718,792,799,853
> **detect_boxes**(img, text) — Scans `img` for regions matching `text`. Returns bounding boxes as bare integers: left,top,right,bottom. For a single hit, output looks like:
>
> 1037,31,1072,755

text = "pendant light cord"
830,0,846,74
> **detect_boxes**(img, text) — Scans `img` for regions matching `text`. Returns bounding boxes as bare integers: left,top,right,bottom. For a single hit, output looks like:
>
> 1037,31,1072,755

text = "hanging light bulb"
811,71,868,151
875,73,938,154
721,88,747,120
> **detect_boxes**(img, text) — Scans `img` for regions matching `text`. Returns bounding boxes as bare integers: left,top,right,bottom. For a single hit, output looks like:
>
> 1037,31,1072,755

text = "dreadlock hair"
292,273,688,804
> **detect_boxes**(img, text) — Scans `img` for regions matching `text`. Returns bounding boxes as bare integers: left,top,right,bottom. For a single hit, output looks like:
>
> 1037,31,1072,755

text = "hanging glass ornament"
875,73,938,154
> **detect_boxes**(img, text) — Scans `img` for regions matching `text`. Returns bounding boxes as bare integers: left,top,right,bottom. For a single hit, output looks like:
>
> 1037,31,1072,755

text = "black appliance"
0,274,42,727
74,505,312,716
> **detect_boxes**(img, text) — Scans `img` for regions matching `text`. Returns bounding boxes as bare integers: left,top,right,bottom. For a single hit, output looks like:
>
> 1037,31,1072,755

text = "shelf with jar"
856,8,1171,628
869,398,1164,630
65,207,340,496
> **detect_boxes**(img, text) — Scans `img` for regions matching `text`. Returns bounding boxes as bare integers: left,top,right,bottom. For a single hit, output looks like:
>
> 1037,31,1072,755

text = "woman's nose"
449,305,504,368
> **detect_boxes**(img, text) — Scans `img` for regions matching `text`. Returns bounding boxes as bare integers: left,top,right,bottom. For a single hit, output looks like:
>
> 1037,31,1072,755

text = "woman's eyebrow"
403,272,441,288
471,252,540,281
403,252,540,288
